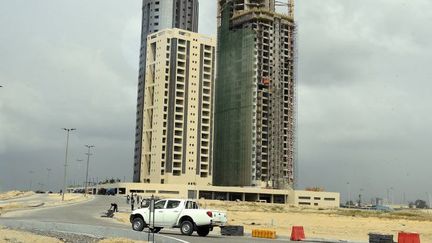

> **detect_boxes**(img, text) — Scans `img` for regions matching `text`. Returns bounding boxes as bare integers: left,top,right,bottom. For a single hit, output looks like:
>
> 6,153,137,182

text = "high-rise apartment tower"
137,29,215,185
214,0,296,189
134,0,199,182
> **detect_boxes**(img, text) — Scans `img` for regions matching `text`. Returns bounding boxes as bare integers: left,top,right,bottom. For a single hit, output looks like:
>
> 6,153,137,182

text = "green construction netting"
213,5,256,186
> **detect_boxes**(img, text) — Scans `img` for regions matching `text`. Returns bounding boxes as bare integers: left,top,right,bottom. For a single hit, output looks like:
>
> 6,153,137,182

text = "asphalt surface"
0,194,302,243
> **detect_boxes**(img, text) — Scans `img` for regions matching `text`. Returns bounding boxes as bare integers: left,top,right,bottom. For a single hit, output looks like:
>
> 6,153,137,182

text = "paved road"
0,195,299,243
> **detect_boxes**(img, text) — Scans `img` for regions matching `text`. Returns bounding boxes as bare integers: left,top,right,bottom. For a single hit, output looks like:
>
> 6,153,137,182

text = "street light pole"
84,145,95,197
62,128,76,201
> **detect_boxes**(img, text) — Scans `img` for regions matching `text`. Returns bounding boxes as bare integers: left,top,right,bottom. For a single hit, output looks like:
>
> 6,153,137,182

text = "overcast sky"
1,0,431,203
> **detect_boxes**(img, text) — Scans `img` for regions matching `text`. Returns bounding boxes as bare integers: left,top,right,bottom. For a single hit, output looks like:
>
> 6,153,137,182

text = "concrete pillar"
211,191,215,200
226,192,230,201
242,193,246,202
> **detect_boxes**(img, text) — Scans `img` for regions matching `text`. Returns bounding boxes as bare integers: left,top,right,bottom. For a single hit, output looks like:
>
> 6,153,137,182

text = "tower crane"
275,0,294,18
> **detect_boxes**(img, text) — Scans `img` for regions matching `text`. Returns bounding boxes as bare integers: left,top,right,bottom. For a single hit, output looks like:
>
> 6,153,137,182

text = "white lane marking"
158,234,190,243
157,234,190,243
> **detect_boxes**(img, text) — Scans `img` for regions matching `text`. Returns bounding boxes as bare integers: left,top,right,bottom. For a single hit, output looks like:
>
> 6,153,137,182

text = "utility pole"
62,128,76,201
28,170,34,191
84,145,95,197
46,168,51,191
427,192,431,209
359,188,363,207
390,187,394,205
386,188,390,205
346,182,351,207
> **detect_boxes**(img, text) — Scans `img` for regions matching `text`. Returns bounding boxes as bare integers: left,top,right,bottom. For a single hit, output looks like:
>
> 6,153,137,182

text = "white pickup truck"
130,199,227,236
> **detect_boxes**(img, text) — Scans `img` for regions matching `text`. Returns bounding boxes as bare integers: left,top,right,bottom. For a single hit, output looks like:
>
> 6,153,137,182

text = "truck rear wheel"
197,226,210,237
180,220,194,236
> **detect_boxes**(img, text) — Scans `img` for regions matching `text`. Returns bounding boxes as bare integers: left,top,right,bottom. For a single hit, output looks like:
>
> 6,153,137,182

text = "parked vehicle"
130,199,227,236
106,188,116,195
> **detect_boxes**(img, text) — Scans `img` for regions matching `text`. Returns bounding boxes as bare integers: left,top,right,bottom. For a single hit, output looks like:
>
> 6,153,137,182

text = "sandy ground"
0,227,62,243
0,191,34,201
0,192,91,215
47,193,90,204
115,200,432,242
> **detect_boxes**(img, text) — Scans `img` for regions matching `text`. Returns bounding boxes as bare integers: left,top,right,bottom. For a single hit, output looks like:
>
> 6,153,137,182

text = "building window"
298,196,311,200
324,198,336,201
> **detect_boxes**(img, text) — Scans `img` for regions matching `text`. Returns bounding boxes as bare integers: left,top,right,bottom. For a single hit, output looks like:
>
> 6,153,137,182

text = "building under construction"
213,0,297,189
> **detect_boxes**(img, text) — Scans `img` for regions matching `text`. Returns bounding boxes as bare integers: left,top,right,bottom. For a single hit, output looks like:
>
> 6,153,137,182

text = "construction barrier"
368,233,393,243
291,226,306,241
398,232,420,243
221,225,244,236
252,229,277,239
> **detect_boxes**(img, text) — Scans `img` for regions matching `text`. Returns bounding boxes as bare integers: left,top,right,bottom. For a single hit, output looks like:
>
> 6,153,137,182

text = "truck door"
162,200,182,226
151,200,166,226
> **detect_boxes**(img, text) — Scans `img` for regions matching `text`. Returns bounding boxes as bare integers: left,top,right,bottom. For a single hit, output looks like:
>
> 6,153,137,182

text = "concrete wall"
290,190,340,208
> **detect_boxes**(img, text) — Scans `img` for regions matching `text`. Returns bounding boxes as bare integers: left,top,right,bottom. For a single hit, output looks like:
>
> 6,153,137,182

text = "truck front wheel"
180,220,194,236
132,217,145,231
197,226,210,237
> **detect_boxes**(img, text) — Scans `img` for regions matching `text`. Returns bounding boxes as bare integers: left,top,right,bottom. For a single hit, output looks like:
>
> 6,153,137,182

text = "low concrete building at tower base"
76,183,340,208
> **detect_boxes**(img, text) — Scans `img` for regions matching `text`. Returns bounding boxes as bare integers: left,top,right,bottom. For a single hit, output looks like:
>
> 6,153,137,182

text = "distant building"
72,182,341,208
213,0,297,189
134,0,199,182
136,28,215,185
